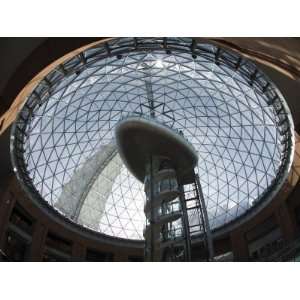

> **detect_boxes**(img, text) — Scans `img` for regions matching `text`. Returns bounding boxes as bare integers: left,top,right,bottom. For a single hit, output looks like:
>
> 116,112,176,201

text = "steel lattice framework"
11,38,294,241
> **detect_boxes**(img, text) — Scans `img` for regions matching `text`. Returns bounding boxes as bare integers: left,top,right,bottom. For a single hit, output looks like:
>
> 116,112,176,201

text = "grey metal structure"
115,115,212,261
10,37,294,244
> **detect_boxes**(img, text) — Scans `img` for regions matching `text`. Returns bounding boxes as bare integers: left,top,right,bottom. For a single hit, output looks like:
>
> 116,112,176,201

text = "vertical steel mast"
115,60,213,261
115,113,214,261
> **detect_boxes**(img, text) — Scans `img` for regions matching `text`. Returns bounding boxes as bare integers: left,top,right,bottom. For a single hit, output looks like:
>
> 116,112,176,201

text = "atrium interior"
1,37,300,261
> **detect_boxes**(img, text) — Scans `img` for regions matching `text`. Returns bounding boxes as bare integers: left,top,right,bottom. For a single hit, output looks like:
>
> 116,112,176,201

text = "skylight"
11,38,294,240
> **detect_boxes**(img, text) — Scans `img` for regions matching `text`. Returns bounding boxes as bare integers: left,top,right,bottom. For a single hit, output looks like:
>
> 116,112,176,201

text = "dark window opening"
128,255,144,262
9,205,34,235
246,216,277,242
2,230,30,261
45,232,72,255
86,249,114,262
248,225,284,260
42,249,69,262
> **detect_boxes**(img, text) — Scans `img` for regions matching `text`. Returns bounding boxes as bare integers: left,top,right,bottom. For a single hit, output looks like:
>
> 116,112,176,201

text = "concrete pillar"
72,242,86,261
29,222,48,261
0,190,16,249
230,230,249,261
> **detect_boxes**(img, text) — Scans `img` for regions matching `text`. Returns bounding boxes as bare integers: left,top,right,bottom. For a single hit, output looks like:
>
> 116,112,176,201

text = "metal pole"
178,184,192,261
194,181,209,261
195,174,215,261
149,154,155,261
198,200,210,261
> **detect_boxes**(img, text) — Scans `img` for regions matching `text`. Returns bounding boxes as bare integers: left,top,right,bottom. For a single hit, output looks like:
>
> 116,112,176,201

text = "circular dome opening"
11,37,294,241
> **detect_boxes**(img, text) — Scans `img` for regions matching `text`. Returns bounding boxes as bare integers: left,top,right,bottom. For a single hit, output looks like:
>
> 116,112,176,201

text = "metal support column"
195,174,215,261
178,184,192,261
149,155,155,261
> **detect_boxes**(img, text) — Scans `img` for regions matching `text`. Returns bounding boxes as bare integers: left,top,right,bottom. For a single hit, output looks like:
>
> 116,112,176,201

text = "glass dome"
11,38,294,240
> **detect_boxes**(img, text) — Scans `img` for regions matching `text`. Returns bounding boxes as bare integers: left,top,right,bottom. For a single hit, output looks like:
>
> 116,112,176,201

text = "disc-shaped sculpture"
115,117,199,184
